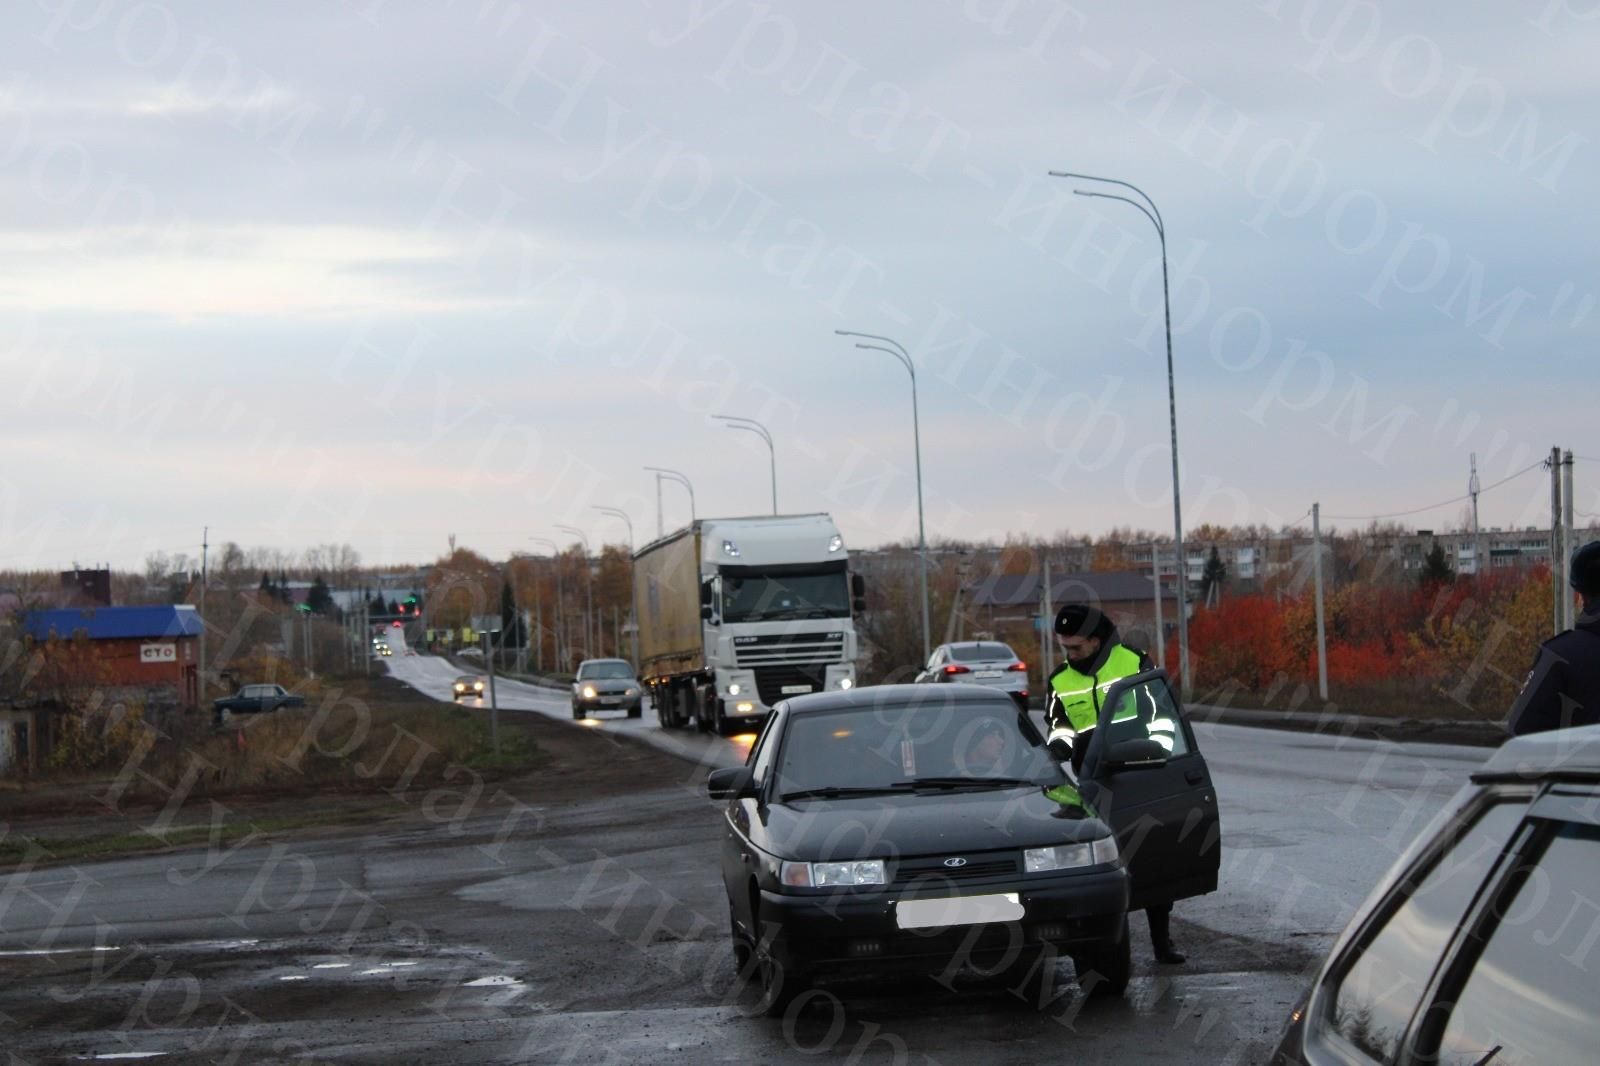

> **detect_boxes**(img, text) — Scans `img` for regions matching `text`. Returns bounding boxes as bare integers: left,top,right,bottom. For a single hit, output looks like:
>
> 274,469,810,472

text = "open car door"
1079,669,1220,911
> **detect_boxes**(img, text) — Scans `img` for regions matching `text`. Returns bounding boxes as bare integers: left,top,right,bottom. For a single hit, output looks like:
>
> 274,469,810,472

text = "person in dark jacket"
1507,540,1600,736
1045,602,1186,964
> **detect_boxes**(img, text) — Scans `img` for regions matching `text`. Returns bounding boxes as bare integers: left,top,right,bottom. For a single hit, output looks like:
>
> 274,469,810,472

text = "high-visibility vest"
1047,644,1147,737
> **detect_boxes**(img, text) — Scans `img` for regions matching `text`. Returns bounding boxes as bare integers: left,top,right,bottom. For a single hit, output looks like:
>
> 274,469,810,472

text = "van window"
1320,803,1524,1061
1433,822,1600,1066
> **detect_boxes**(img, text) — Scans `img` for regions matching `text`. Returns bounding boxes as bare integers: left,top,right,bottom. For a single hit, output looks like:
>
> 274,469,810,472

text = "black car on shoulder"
707,672,1221,1015
1272,724,1600,1065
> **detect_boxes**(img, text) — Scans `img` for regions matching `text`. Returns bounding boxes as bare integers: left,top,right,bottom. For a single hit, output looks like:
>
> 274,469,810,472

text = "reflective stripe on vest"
1049,644,1145,736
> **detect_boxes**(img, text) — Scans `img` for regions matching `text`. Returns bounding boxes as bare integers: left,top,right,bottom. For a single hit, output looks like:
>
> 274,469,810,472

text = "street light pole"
556,525,595,659
834,330,931,662
529,536,564,671
594,505,639,668
712,414,778,514
644,466,696,526
1048,170,1190,693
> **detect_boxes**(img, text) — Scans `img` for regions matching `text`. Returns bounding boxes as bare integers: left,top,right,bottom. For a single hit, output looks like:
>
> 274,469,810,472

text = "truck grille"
734,632,845,667
753,665,828,705
892,853,1019,888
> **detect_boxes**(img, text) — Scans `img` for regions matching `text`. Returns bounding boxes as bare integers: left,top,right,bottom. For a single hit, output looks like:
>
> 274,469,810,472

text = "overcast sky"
2,1,1596,571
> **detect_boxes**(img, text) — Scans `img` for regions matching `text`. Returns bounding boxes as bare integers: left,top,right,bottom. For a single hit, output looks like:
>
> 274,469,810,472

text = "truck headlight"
779,860,886,888
838,677,853,690
728,683,740,695
1024,838,1118,873
581,685,597,699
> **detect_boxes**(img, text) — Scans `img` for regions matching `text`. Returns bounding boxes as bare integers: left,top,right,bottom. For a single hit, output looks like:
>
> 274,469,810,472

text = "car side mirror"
1102,739,1169,772
706,767,756,800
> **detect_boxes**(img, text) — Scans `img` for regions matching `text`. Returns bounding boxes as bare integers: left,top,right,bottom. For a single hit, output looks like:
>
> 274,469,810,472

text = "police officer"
1507,540,1600,736
1045,602,1185,964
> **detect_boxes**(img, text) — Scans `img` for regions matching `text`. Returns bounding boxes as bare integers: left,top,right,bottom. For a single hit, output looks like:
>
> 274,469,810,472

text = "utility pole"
1551,446,1565,635
655,473,664,540
1038,552,1052,699
198,526,208,708
1151,542,1165,669
1312,503,1328,702
1469,453,1482,577
1562,449,1576,631
484,629,500,756
362,601,370,676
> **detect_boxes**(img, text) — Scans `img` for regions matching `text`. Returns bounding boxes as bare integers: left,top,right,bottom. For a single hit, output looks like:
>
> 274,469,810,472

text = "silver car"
572,658,644,720
913,641,1031,708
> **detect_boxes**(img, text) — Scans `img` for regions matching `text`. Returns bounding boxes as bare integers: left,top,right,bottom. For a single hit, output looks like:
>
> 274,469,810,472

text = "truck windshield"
721,570,849,622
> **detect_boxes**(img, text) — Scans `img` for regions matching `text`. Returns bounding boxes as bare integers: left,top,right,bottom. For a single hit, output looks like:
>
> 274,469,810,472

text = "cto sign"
139,643,177,664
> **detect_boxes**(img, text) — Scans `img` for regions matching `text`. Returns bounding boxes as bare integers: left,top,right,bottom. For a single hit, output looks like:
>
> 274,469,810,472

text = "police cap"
1054,602,1113,640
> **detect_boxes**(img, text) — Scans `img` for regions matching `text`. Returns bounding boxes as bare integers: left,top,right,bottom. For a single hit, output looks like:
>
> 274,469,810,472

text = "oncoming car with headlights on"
706,676,1220,1015
572,658,644,720
452,675,484,701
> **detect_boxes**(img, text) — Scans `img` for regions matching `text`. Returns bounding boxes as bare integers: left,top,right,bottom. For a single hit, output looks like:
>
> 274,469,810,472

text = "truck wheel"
693,689,711,734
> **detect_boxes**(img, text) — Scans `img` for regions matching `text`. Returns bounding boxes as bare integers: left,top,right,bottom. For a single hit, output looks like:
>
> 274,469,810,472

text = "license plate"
601,698,621,707
780,684,813,694
895,893,1024,930
975,670,1002,678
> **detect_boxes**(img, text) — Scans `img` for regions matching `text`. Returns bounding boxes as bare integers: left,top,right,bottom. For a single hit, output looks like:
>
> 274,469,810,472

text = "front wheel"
626,704,642,719
572,705,586,720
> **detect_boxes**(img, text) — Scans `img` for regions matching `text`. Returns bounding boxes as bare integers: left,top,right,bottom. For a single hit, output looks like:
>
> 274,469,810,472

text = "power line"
1324,459,1546,522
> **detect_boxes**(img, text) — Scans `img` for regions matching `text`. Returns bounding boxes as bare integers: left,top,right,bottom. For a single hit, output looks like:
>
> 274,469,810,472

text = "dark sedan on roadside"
708,674,1220,1015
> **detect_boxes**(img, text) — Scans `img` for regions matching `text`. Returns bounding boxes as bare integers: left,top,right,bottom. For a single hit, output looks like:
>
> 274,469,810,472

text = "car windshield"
773,699,1062,799
721,568,849,622
949,643,1017,663
578,662,635,680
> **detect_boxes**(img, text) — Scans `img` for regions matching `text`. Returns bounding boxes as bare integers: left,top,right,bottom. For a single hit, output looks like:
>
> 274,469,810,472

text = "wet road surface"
0,657,1488,1063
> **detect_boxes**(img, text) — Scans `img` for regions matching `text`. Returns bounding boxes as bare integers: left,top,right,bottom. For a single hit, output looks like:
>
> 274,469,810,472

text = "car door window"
1431,821,1600,1066
1319,802,1525,1062
748,710,782,789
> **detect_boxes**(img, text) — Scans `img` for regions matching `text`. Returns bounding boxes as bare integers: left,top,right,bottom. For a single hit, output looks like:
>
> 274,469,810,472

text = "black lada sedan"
708,675,1220,1015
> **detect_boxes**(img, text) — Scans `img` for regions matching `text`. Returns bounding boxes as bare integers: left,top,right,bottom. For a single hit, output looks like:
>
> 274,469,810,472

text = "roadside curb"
1188,703,1508,748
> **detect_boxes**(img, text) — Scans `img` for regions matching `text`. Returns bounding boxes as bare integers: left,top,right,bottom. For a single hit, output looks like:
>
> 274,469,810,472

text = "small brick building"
23,605,203,709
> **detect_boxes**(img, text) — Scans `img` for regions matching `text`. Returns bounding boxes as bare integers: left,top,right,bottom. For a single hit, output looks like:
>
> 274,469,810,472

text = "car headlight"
779,860,886,888
1024,838,1118,873
474,681,484,691
454,683,464,691
625,687,637,696
581,685,596,699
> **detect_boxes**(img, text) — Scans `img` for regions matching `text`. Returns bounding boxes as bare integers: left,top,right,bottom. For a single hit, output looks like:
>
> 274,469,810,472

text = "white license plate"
974,670,1003,678
600,698,621,707
895,893,1024,930
780,684,813,694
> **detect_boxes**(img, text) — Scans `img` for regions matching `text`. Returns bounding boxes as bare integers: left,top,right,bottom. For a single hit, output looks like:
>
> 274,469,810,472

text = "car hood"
760,786,1108,862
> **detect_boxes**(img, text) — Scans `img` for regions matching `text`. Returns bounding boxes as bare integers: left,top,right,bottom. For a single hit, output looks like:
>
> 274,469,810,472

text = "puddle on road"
75,1053,167,1061
0,945,117,957
465,975,525,989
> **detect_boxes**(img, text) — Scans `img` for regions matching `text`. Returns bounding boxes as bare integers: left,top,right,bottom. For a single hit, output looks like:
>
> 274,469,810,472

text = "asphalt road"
0,656,1491,1063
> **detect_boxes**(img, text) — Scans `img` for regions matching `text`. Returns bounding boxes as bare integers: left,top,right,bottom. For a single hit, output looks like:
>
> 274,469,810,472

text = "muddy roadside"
0,675,696,872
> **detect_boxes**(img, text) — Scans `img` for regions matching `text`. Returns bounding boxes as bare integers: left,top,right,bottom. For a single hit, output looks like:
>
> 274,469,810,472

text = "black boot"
1147,905,1186,965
